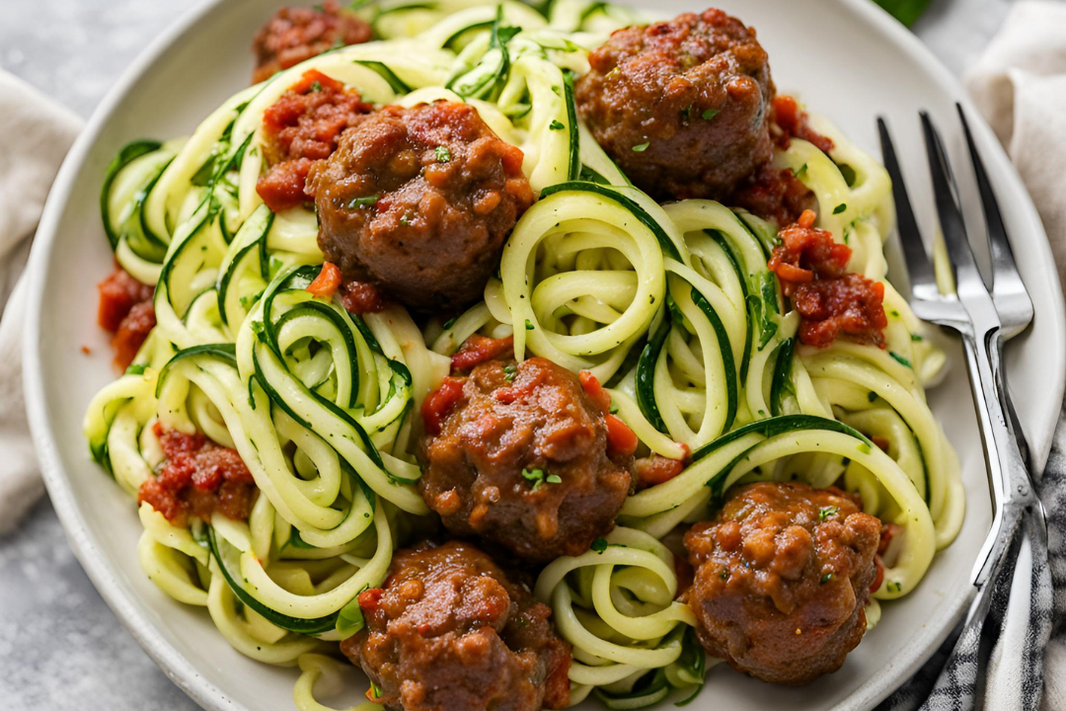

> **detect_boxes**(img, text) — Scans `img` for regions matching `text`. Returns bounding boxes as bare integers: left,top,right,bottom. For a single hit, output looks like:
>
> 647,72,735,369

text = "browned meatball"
308,101,535,311
575,8,775,201
419,358,633,563
252,1,373,84
341,541,571,711
684,482,880,685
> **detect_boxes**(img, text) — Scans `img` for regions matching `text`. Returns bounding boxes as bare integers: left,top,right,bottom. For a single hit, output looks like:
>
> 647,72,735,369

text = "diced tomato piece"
421,377,466,435
635,447,689,487
339,279,388,314
871,555,885,593
358,587,384,612
306,261,342,298
578,370,612,413
450,334,514,371
772,95,835,154
605,414,638,457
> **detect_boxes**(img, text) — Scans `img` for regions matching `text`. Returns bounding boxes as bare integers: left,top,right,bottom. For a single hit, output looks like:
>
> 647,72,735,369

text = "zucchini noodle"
83,0,963,707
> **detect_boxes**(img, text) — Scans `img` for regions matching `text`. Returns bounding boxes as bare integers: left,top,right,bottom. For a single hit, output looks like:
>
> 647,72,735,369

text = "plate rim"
22,1,1065,710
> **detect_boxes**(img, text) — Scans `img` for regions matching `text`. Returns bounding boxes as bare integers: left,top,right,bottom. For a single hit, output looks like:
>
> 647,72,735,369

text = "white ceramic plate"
23,0,1066,710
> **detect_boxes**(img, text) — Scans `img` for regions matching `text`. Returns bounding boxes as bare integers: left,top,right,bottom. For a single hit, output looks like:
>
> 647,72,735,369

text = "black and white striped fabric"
878,404,1064,711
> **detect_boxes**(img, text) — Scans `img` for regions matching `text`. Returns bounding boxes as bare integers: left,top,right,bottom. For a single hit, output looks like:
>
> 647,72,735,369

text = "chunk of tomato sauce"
451,334,515,372
252,1,373,84
137,422,257,527
769,210,887,348
97,264,156,370
771,95,835,154
634,444,691,490
729,162,815,226
255,69,372,212
421,377,466,435
577,370,640,458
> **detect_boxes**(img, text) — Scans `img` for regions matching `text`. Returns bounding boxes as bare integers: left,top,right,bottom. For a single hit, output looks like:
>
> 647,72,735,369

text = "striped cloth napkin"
881,2,1066,709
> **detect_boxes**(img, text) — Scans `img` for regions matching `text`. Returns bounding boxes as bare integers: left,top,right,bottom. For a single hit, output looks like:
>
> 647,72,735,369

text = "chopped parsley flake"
794,163,808,178
632,141,650,152
503,363,517,382
348,195,379,210
549,119,565,131
820,573,834,584
525,319,535,330
522,468,559,490
309,80,323,93
887,581,902,593
889,351,913,369
399,215,409,226
591,537,609,553
435,145,451,163
890,310,900,317
125,364,148,375
910,333,924,342
818,506,839,521
609,402,619,414
701,108,719,121
369,682,383,700
442,316,457,330
867,391,878,403
833,203,847,214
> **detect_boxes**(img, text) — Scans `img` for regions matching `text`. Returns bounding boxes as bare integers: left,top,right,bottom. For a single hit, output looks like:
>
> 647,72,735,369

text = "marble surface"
0,0,1035,709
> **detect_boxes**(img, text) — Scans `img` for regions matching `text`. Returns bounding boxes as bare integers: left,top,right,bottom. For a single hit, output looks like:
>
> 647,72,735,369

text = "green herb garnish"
867,391,878,403
348,195,379,210
591,538,609,553
503,363,517,382
549,119,565,131
818,506,839,521
525,319,535,330
309,80,323,93
833,203,847,214
632,141,650,152
522,468,559,490
435,145,451,163
889,352,913,369
701,108,718,121
125,364,148,375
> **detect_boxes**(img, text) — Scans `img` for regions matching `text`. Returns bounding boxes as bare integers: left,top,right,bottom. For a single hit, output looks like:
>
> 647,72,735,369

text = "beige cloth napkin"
966,0,1066,293
0,69,80,534
964,3,1066,709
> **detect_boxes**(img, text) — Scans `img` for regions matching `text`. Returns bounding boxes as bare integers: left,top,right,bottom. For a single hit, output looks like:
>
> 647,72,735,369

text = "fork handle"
960,325,1035,589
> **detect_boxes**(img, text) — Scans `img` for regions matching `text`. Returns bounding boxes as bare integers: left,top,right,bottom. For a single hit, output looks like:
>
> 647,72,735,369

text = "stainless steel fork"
877,107,1046,617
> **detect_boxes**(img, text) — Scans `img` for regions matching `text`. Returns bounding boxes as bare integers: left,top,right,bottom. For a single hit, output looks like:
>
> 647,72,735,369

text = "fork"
876,108,1047,621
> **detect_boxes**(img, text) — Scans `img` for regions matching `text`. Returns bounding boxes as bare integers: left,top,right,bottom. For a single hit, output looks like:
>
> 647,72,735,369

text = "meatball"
684,482,880,685
341,541,571,711
252,1,372,84
575,9,775,201
309,101,535,311
419,358,632,563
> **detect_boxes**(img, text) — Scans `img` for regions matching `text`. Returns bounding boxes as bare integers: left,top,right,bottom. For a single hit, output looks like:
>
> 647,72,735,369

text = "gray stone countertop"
0,0,1020,708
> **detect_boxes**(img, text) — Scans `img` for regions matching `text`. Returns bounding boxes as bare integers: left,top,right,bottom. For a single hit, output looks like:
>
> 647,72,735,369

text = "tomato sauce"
421,377,466,435
771,95,835,154
338,279,388,315
97,264,156,370
729,162,815,226
256,69,372,212
451,334,515,372
769,210,887,348
252,1,372,84
138,422,257,527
